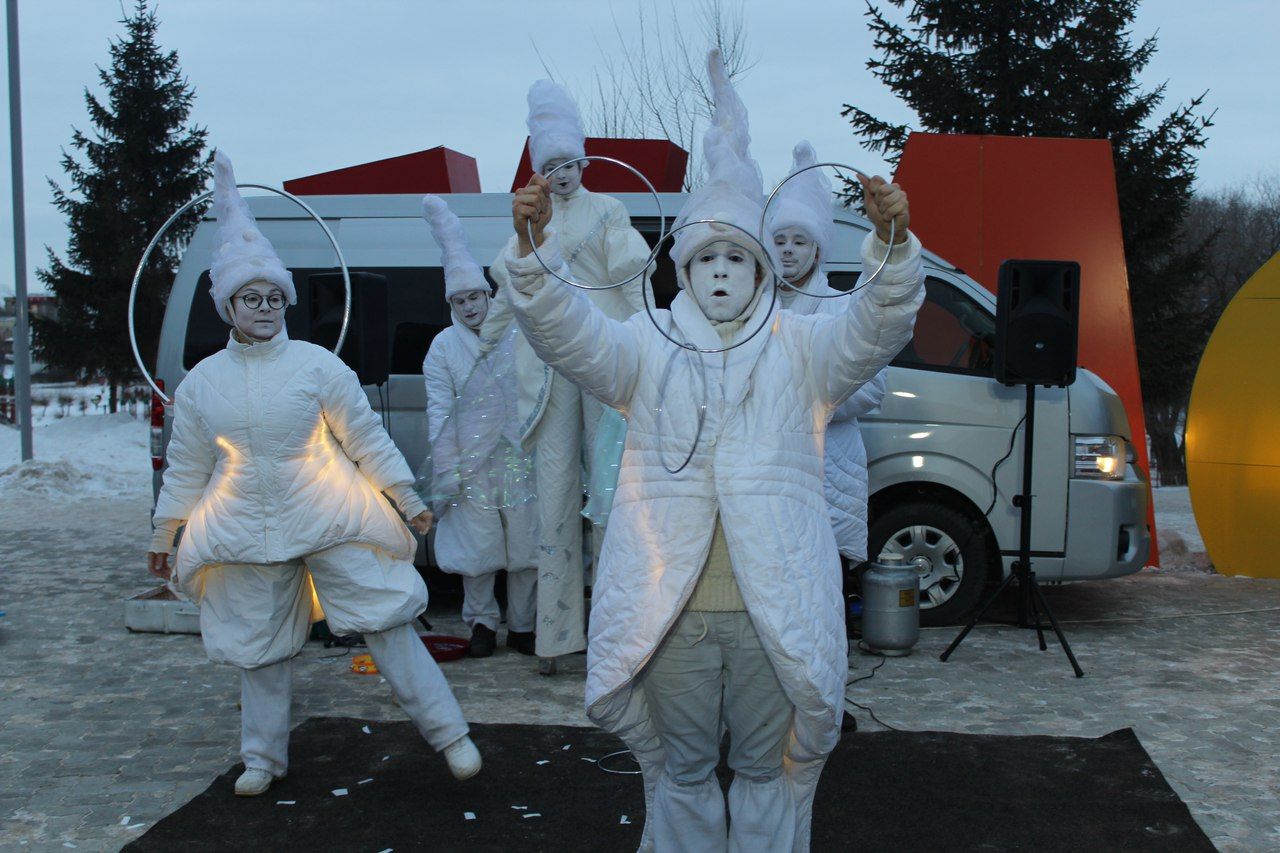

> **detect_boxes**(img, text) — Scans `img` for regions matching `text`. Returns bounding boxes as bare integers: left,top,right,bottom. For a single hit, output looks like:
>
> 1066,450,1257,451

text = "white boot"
234,768,277,797
443,735,482,780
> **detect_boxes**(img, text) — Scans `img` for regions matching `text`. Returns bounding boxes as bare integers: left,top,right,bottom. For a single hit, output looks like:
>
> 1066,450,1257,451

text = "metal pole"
6,0,32,461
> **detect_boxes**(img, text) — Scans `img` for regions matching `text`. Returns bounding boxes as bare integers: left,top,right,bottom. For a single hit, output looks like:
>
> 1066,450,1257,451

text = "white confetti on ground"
332,788,348,797
536,760,549,765
362,725,372,734
464,812,476,821
276,800,296,805
620,815,631,825
358,778,373,785
522,813,541,819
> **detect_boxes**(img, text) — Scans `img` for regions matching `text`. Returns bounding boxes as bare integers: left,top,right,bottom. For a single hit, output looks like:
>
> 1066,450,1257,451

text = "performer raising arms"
146,152,479,797
481,79,654,675
502,52,924,851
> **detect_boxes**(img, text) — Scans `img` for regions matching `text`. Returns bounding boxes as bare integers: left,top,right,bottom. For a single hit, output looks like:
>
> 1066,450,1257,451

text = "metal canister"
860,553,920,656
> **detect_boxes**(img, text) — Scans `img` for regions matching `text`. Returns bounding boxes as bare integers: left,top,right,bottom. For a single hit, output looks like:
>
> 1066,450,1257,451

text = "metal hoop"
641,218,781,355
761,162,896,298
655,342,708,475
525,155,666,291
128,184,351,404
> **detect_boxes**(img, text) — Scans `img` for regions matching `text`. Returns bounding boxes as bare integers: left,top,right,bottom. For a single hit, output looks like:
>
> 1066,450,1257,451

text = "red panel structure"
511,137,688,193
894,133,1157,563
284,146,480,195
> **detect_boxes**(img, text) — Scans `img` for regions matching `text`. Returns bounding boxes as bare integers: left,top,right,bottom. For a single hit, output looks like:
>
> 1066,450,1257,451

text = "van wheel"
867,502,993,626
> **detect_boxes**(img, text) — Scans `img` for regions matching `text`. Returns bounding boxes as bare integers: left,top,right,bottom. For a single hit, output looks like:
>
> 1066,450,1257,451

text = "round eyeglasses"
236,292,286,310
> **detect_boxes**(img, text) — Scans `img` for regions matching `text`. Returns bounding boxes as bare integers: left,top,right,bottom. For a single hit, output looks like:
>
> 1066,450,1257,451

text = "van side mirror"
309,272,389,387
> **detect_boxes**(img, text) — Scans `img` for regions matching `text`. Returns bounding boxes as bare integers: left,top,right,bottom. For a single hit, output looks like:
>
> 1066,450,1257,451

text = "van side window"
184,266,458,376
827,273,995,376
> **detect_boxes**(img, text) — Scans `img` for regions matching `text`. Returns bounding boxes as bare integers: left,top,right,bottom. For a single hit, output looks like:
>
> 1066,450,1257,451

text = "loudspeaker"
994,259,1080,387
308,272,389,386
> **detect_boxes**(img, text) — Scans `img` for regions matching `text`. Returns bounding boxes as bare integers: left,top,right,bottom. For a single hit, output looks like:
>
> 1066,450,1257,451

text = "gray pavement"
1,491,1277,851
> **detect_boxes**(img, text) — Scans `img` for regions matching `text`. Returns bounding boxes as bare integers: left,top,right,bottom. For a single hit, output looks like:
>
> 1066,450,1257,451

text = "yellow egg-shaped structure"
1186,250,1280,577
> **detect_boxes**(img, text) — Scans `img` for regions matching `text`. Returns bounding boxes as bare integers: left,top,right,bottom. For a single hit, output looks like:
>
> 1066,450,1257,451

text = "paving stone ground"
1,490,1277,852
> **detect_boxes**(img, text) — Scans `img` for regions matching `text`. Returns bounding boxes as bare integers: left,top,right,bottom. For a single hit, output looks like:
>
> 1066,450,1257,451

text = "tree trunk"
1148,425,1187,486
109,380,119,414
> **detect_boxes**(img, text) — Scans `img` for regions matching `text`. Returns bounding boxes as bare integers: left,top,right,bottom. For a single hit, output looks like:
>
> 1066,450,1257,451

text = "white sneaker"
234,768,277,797
443,735,482,780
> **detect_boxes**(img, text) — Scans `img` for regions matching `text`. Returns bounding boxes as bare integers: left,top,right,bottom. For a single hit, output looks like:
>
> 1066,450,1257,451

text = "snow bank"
1151,486,1213,573
0,413,150,499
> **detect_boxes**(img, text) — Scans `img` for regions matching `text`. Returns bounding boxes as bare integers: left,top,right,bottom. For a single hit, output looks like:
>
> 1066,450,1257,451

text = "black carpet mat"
126,718,1212,852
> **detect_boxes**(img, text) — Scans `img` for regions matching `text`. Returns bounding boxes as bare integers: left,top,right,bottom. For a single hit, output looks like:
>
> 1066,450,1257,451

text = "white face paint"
773,227,818,285
542,157,584,196
449,290,490,330
687,240,760,322
229,281,286,341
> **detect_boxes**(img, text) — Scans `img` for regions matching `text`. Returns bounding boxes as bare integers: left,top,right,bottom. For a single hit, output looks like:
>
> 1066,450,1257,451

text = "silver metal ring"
128,184,351,403
524,155,665,291
761,162,896,298
642,218,781,355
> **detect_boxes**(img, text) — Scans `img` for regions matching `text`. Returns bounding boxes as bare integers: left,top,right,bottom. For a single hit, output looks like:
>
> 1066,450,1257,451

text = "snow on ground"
0,412,151,500
1151,485,1212,572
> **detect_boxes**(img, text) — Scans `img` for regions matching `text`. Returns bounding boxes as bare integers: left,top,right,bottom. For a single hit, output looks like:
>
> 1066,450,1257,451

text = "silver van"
153,191,1150,625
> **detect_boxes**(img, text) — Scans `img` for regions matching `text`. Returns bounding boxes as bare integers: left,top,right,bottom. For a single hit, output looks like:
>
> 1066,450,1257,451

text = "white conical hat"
669,50,778,281
526,79,586,175
765,140,836,263
421,195,489,299
208,150,296,322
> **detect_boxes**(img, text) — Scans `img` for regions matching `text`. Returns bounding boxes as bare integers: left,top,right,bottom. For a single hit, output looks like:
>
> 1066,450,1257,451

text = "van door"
830,266,1070,620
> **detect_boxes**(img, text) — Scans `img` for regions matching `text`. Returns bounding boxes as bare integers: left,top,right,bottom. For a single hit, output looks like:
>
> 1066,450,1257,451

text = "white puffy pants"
638,610,796,852
462,568,537,633
532,373,587,658
189,541,470,776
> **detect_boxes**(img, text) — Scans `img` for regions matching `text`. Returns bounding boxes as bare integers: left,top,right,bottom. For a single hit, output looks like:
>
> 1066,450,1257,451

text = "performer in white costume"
767,141,888,565
146,152,480,797
481,79,654,674
420,195,538,659
503,52,924,851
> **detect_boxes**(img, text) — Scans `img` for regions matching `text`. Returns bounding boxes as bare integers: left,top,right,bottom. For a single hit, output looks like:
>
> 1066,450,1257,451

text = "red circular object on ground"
420,634,470,662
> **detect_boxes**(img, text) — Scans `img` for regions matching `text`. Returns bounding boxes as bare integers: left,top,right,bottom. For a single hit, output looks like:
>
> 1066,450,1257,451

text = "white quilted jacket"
785,272,889,562
153,330,424,585
506,230,923,850
481,186,653,443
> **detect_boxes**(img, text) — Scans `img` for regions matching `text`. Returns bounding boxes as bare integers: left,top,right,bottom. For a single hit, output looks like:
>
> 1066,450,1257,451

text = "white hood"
208,150,296,323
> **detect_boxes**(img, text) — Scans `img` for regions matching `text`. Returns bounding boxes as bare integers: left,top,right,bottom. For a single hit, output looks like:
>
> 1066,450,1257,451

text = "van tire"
867,501,993,627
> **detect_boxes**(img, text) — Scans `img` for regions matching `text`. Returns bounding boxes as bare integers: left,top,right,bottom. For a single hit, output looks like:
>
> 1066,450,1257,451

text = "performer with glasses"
146,151,480,797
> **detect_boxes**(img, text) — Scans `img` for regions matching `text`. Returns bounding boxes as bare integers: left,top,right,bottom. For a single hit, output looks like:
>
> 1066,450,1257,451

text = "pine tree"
843,0,1214,485
34,1,209,411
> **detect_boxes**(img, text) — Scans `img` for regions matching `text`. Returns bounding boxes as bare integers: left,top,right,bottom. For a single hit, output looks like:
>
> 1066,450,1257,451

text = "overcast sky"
1,0,1276,295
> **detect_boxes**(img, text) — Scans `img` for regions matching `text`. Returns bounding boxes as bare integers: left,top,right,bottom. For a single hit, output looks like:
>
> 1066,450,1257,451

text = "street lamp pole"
6,0,33,461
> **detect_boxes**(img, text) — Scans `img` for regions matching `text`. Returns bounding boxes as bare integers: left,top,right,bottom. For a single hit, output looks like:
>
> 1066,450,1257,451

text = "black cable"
845,641,908,732
846,649,887,687
984,413,1027,517
845,698,904,732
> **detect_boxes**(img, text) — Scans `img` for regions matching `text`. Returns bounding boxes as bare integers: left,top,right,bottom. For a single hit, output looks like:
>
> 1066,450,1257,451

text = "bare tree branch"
573,0,756,189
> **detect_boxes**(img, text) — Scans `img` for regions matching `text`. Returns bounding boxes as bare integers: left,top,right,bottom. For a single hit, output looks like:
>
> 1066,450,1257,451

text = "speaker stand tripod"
940,383,1084,677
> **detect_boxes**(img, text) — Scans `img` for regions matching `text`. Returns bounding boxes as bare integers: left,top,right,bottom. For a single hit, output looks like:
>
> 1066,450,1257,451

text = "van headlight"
1072,435,1127,480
